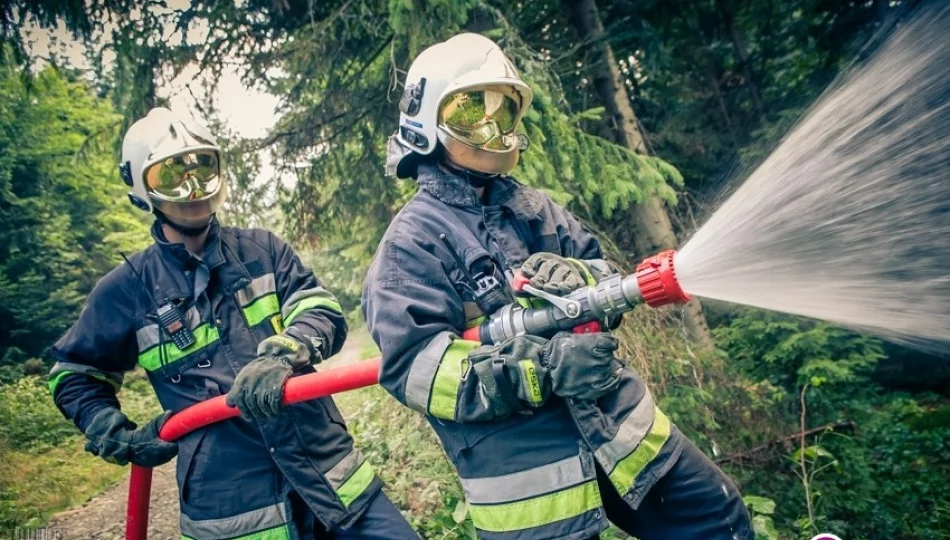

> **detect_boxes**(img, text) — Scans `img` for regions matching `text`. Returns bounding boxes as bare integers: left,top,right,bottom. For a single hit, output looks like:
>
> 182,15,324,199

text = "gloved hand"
83,407,178,467
520,253,591,294
469,335,552,417
541,332,622,401
226,334,319,420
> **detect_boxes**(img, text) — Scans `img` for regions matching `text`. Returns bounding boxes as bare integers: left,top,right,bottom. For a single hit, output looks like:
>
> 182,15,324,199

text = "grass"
0,370,161,530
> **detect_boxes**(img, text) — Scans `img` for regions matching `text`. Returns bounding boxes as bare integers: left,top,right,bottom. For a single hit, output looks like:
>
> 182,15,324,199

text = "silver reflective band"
325,448,365,489
180,502,287,540
459,454,592,505
136,306,201,352
404,331,454,412
236,273,277,306
594,390,656,473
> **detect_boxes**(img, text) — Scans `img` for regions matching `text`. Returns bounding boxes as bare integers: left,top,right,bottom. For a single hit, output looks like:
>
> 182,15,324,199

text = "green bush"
0,376,76,451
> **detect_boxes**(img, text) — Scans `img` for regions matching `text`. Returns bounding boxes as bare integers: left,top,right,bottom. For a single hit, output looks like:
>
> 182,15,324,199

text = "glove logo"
519,359,543,404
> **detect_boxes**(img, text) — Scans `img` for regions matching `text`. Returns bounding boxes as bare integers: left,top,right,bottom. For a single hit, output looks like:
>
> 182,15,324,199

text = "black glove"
226,334,318,420
520,253,591,294
469,335,552,417
542,332,622,401
83,408,178,467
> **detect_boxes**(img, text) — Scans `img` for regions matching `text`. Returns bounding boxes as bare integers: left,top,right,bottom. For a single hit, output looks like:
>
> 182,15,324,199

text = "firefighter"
362,33,754,539
49,108,418,540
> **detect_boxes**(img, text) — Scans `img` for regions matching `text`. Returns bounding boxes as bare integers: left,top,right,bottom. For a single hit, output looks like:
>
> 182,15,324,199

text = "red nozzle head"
635,250,691,308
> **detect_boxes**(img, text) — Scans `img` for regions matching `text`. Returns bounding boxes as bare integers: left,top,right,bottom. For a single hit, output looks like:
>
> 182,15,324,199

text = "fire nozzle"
464,249,691,344
634,249,691,308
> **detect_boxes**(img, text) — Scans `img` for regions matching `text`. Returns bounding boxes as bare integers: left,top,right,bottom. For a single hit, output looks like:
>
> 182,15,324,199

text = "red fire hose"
125,358,381,540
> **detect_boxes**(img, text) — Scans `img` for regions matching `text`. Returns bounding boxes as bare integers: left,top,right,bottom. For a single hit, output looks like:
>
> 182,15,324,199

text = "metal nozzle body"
469,249,689,344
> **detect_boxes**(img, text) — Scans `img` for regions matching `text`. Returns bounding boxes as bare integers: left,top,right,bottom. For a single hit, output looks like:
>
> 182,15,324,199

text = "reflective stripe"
236,273,277,306
180,502,287,540
335,459,376,508
608,408,672,495
282,287,342,325
135,307,201,352
325,448,365,487
404,332,480,419
566,258,596,286
243,293,280,327
325,448,376,507
404,332,453,412
594,390,656,473
469,480,601,533
515,295,546,309
460,454,589,505
48,362,124,394
138,324,220,372
428,338,480,420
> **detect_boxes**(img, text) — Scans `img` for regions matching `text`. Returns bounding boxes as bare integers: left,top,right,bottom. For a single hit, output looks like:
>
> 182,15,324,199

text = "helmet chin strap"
156,212,213,237
442,160,499,188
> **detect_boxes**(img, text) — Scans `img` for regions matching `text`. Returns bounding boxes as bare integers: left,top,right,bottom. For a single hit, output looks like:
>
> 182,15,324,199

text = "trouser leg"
299,489,418,540
597,436,754,540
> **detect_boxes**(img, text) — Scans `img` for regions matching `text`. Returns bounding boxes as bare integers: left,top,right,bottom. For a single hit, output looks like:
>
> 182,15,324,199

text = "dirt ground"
47,332,370,539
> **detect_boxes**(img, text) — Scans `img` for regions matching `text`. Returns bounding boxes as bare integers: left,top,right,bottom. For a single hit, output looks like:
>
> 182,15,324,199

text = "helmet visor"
439,87,523,151
144,151,221,201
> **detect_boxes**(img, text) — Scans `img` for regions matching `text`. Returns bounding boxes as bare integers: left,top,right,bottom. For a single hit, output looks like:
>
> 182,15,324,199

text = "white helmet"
119,107,227,228
387,33,533,178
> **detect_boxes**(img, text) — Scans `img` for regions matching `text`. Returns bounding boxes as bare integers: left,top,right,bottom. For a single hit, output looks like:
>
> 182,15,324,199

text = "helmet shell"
120,108,227,224
389,33,533,178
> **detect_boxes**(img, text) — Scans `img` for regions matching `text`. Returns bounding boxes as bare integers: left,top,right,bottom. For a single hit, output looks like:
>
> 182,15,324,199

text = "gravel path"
47,331,372,540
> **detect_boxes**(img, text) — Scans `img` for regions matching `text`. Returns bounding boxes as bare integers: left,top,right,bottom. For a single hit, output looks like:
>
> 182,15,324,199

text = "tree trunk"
561,0,714,347
715,0,768,123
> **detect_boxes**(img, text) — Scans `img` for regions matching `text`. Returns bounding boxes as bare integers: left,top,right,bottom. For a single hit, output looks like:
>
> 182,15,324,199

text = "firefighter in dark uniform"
49,108,418,540
362,33,754,540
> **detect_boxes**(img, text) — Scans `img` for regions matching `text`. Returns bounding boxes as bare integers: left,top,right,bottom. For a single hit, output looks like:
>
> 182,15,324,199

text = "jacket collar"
416,163,543,220
150,217,226,269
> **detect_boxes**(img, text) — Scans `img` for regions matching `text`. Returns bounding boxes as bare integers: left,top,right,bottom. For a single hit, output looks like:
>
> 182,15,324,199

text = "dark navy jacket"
362,164,683,539
51,219,381,540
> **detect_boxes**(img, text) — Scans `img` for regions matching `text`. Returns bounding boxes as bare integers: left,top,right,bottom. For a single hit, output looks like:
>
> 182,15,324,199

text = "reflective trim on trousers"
180,502,288,540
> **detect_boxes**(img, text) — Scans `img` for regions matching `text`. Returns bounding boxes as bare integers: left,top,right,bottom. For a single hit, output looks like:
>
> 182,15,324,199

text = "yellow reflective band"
270,315,284,333
182,524,291,540
243,293,281,327
465,315,486,329
283,297,343,326
567,258,597,286
48,370,121,395
519,360,543,404
137,324,220,372
336,459,376,508
428,339,481,420
468,480,601,532
609,408,671,494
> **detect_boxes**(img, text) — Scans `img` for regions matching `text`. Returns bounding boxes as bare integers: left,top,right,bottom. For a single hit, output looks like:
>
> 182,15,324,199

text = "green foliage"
715,309,885,392
0,49,150,365
334,383,476,538
744,495,779,540
0,377,76,451
0,372,161,529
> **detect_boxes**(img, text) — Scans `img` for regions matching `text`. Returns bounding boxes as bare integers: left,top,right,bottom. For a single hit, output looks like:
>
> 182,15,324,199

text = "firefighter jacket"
362,164,684,539
51,219,381,540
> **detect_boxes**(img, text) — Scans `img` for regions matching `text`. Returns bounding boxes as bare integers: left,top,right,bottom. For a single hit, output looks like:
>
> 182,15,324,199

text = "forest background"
0,1,947,538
